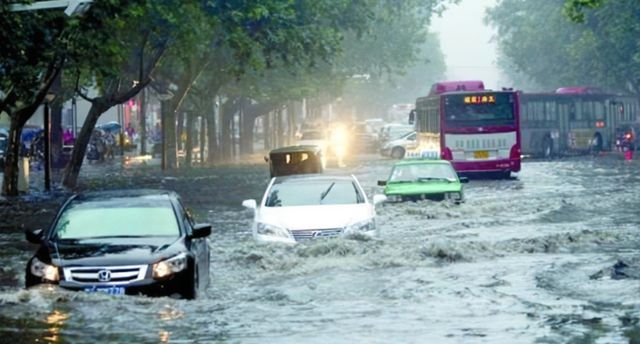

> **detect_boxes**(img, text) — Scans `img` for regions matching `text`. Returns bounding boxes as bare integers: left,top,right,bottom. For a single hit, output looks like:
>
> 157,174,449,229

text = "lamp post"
43,93,56,191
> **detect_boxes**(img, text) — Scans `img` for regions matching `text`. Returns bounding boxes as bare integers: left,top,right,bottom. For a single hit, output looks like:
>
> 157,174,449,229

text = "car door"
180,201,210,289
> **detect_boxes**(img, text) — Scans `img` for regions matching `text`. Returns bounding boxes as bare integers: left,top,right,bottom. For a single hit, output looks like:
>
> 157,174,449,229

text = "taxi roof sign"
404,149,441,160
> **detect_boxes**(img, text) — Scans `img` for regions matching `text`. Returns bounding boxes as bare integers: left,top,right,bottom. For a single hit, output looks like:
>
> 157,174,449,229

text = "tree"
487,0,640,95
0,1,140,196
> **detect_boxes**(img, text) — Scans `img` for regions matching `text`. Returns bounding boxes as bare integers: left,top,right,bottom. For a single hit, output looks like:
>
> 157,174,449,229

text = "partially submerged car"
25,189,212,299
242,174,386,244
267,145,324,177
378,159,467,203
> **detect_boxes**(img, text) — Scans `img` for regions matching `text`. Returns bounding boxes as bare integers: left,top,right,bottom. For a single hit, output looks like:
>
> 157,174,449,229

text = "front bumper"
452,158,520,173
60,270,191,297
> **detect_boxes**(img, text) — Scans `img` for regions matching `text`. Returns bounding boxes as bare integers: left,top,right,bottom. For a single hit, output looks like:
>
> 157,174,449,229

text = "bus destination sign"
464,95,496,104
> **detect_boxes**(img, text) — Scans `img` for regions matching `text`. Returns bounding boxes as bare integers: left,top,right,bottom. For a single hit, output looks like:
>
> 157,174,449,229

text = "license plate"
473,150,489,159
84,286,125,296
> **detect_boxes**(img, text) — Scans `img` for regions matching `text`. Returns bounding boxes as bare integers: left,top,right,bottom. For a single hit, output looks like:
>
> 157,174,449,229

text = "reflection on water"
159,330,171,343
43,309,69,343
158,305,184,321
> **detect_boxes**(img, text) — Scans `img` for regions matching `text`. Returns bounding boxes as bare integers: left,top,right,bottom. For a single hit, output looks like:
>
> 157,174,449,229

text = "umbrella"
96,121,122,134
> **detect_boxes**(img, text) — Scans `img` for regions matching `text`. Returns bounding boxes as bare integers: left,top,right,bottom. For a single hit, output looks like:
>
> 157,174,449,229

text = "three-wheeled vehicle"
266,145,323,177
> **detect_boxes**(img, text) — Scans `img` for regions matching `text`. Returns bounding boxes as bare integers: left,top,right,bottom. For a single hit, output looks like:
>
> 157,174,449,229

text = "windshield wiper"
320,182,336,201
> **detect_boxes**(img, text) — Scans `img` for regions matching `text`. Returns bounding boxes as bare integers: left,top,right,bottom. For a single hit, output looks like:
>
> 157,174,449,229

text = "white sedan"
242,175,386,244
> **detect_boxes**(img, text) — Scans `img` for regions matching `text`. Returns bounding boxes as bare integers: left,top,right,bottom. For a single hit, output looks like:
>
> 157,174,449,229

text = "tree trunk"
207,101,217,164
240,113,256,155
199,116,206,164
163,100,178,170
62,101,109,188
276,109,283,147
139,89,147,155
185,112,193,168
51,102,63,168
2,119,25,196
263,112,271,150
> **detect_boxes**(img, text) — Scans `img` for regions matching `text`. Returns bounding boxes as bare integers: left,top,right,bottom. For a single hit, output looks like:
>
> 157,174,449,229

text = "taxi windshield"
53,198,180,239
389,163,457,183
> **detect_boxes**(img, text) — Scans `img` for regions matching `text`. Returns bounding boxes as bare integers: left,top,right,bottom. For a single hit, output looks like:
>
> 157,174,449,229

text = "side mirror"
26,228,44,244
459,176,469,183
372,194,387,205
263,156,269,163
377,180,387,186
192,223,212,238
242,199,257,210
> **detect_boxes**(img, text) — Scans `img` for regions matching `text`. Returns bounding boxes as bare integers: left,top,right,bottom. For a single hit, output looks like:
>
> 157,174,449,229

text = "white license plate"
84,286,125,296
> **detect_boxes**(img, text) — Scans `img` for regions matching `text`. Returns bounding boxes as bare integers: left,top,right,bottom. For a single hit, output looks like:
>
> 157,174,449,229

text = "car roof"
393,159,453,167
269,145,322,154
273,174,356,183
73,189,178,202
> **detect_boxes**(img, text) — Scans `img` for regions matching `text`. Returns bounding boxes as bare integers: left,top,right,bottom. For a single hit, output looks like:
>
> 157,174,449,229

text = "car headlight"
30,257,59,282
256,223,291,238
445,192,463,201
346,219,376,233
153,253,188,279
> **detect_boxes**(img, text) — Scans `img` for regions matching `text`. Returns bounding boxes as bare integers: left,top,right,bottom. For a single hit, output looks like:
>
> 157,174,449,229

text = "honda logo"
97,270,112,282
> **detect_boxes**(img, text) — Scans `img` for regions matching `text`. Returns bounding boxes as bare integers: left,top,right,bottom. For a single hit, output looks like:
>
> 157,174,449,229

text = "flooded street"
1,156,640,343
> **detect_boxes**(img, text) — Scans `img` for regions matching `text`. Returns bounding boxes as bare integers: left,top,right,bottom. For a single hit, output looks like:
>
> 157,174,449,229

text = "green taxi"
378,159,468,203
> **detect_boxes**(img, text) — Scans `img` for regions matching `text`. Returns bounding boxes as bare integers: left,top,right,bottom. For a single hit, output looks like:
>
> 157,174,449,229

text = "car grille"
292,228,344,242
403,194,445,202
63,265,148,285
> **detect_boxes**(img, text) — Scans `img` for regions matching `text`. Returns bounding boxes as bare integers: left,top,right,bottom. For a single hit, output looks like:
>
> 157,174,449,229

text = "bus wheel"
391,147,405,159
542,137,553,158
591,133,603,155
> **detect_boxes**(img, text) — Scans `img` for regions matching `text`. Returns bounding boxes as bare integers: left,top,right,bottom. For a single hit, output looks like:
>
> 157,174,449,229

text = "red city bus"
408,80,521,177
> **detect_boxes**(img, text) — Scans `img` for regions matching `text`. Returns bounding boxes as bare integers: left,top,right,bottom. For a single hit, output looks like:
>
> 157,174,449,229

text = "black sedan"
25,189,211,299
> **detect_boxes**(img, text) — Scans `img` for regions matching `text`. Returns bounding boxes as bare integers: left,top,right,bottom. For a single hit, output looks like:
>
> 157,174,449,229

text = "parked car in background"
378,159,467,203
379,123,414,145
25,189,212,299
380,131,417,159
350,122,379,153
242,174,386,244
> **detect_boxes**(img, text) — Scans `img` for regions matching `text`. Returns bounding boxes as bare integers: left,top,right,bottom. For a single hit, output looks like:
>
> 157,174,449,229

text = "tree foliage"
487,0,640,94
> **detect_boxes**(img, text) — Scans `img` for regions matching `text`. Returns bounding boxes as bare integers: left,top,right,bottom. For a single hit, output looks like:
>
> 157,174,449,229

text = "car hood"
257,204,373,231
384,181,462,196
48,237,184,266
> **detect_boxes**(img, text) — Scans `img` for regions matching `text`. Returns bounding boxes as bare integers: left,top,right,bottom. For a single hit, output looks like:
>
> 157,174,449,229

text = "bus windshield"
444,93,515,128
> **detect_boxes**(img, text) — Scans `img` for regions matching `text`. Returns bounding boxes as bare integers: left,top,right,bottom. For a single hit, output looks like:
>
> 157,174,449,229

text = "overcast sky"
430,0,504,90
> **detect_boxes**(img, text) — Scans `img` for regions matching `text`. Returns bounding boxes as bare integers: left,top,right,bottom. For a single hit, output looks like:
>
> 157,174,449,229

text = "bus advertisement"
520,87,639,158
408,80,521,177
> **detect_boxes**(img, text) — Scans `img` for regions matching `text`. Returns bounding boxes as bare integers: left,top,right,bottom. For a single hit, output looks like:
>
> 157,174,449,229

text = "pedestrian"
63,128,75,146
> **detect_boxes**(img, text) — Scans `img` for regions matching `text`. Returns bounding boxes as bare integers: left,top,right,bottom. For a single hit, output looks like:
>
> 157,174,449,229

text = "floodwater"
1,155,640,343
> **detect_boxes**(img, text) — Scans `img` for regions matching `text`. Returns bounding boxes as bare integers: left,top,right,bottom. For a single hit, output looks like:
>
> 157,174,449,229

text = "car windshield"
387,126,414,139
389,163,458,183
265,179,364,207
52,197,180,239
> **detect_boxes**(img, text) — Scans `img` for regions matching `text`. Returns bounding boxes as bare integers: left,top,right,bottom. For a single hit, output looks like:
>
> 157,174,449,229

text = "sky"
430,0,505,90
